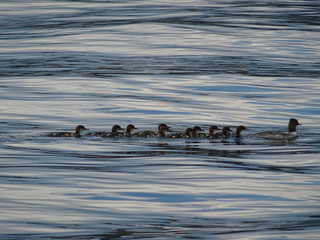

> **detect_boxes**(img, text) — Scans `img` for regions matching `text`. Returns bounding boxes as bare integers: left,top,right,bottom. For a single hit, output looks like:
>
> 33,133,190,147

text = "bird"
47,125,89,138
132,123,170,137
157,125,172,138
199,125,220,138
119,124,138,137
101,125,125,138
191,126,204,138
210,126,233,139
168,127,194,138
233,125,247,138
86,125,124,137
253,118,301,140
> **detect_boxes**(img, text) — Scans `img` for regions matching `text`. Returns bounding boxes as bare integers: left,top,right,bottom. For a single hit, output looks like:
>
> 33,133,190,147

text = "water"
1,1,320,239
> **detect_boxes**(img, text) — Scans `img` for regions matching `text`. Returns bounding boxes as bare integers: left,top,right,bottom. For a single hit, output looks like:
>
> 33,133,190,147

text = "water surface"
1,1,320,239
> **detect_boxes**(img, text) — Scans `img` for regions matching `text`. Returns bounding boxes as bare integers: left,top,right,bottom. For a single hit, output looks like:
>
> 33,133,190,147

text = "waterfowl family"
253,118,301,140
46,119,302,141
47,125,88,138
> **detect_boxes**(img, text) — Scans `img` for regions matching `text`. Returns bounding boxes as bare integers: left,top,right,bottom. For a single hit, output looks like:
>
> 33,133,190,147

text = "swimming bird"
191,126,204,138
157,125,172,138
199,125,220,138
212,126,233,139
119,124,138,137
101,125,125,138
132,123,170,137
47,125,89,138
86,125,124,137
253,118,301,140
233,125,247,138
168,127,194,138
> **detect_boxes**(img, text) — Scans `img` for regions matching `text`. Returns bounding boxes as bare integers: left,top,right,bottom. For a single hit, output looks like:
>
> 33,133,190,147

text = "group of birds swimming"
47,118,301,141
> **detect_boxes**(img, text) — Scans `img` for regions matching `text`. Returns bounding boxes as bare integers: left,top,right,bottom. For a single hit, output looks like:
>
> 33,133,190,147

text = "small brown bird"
47,125,89,138
133,123,171,137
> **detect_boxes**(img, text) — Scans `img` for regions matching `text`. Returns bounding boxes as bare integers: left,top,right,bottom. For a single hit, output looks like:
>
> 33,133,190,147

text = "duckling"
86,125,123,137
233,125,247,138
101,125,125,138
168,127,193,138
157,125,172,138
47,125,88,138
191,126,204,138
212,126,233,139
199,125,220,138
133,123,170,137
119,124,138,137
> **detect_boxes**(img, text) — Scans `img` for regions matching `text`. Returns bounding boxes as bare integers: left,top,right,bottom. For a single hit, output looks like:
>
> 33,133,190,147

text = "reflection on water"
1,0,320,239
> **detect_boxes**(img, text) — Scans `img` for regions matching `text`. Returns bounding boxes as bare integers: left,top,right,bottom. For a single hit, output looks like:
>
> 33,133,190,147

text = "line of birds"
47,118,301,141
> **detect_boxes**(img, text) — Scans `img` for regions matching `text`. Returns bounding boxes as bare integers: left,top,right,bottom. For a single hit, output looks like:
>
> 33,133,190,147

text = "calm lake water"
1,1,320,239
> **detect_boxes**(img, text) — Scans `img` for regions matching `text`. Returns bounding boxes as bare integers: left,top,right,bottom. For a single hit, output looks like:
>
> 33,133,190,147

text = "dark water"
1,1,320,239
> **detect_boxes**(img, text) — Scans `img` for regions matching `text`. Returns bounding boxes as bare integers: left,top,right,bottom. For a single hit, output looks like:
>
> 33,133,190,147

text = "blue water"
1,1,320,239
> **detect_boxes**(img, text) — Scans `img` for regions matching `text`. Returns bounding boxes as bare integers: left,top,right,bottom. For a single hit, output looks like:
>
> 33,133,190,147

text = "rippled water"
1,1,320,239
